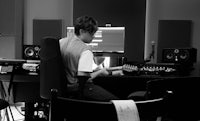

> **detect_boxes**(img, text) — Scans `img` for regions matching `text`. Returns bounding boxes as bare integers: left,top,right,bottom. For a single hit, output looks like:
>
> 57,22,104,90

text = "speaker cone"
166,53,174,60
179,50,189,61
24,47,35,57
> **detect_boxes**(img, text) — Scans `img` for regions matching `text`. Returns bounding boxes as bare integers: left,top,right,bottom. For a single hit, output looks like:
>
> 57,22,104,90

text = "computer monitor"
66,27,125,53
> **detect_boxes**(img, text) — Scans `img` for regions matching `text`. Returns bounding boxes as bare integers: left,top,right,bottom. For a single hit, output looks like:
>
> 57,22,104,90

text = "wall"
24,0,73,45
0,0,23,59
0,0,73,59
73,0,146,62
0,37,15,58
145,0,200,64
2,0,200,63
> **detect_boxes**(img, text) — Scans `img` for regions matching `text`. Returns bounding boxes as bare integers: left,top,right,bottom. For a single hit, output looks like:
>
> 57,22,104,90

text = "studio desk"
0,59,41,121
0,72,40,102
0,59,200,120
1,72,200,120
1,70,200,102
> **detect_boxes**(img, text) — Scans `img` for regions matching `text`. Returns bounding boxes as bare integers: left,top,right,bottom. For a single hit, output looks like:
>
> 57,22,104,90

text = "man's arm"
78,50,112,81
78,50,123,81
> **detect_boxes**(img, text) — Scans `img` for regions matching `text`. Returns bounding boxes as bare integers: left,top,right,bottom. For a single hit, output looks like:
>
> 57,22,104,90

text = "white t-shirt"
78,50,97,72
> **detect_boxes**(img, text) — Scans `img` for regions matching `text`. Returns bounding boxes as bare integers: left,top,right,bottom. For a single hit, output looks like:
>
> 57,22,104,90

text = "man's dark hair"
74,15,98,36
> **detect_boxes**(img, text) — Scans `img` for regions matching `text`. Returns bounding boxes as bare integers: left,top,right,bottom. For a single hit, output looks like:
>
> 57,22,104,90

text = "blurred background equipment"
23,45,40,60
162,48,197,65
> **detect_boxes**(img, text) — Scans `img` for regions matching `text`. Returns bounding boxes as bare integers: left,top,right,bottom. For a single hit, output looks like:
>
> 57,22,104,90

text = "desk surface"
1,71,199,82
0,72,200,101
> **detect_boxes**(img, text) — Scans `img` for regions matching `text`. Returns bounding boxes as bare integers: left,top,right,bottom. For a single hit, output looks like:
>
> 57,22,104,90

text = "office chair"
127,79,172,121
127,79,170,100
49,88,165,121
40,36,68,99
40,36,89,100
145,79,169,99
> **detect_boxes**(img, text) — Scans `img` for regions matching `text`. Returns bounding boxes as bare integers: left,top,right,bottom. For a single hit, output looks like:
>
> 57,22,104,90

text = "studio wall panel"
0,0,23,59
0,0,15,35
157,20,192,63
33,19,62,45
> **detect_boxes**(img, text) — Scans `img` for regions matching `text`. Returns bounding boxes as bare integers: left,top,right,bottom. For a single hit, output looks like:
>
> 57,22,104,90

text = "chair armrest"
76,75,90,98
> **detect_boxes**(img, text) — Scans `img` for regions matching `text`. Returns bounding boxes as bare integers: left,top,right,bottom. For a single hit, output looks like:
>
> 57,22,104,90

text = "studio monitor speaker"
162,48,197,65
33,19,62,45
23,45,40,60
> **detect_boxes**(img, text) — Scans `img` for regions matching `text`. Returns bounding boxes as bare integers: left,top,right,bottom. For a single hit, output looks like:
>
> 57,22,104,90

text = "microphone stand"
145,41,155,63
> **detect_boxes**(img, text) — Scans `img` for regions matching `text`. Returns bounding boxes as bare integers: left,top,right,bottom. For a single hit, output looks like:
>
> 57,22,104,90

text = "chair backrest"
49,89,164,121
49,89,118,121
136,98,164,121
40,36,68,99
145,79,167,99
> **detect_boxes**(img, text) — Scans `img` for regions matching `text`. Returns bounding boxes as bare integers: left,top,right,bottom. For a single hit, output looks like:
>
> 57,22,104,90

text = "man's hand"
112,70,124,76
99,68,110,76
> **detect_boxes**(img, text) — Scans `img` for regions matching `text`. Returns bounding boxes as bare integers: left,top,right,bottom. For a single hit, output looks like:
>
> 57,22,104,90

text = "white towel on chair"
111,100,140,121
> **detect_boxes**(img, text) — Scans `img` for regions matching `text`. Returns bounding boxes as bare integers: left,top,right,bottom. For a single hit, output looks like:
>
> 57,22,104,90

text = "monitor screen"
93,56,111,69
67,27,125,53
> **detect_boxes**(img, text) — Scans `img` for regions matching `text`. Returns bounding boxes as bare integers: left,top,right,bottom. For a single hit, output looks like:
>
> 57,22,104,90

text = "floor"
1,102,199,121
1,102,25,121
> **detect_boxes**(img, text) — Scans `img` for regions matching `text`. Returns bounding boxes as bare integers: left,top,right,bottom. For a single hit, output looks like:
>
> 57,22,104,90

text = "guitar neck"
107,66,122,71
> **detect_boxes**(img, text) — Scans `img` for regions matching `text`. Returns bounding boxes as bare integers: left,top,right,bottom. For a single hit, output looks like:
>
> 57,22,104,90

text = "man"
60,15,120,101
